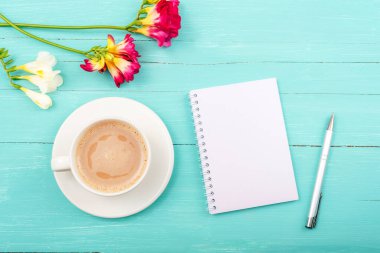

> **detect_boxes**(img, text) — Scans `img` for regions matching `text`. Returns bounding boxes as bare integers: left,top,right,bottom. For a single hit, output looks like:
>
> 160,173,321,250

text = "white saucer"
51,97,174,218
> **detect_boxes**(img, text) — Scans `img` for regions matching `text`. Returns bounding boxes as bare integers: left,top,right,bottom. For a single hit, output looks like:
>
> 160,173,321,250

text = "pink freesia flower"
134,0,181,47
80,34,140,87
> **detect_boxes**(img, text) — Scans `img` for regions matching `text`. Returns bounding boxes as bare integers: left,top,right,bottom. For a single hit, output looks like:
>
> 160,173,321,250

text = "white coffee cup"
51,117,151,197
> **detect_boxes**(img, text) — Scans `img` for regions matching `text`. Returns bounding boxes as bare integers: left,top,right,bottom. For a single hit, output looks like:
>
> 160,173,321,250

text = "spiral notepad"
189,78,298,214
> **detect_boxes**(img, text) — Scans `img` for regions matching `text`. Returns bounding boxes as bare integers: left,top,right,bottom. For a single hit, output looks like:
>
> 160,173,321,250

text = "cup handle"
51,156,71,172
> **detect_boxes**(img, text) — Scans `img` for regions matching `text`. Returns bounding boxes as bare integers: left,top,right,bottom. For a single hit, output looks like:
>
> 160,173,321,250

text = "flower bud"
20,87,53,109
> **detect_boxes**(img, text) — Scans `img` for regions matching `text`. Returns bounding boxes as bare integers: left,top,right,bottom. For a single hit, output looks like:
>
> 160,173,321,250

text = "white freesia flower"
21,70,63,93
17,51,57,74
16,51,63,93
20,87,53,110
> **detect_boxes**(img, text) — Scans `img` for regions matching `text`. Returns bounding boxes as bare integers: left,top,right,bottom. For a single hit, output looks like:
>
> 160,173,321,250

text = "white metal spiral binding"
190,92,217,213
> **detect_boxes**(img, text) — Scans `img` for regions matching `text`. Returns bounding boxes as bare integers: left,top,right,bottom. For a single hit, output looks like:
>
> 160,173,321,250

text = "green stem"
0,23,129,31
0,16,139,32
0,58,21,90
0,13,88,56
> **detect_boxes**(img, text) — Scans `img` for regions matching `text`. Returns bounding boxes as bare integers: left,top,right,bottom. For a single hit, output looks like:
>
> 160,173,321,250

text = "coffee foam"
76,120,148,193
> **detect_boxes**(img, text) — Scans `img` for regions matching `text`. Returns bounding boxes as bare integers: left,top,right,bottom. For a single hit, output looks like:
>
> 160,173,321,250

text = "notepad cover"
189,78,298,214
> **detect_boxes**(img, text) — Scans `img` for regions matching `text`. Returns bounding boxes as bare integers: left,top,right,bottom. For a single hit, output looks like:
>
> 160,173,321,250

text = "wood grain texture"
0,0,379,252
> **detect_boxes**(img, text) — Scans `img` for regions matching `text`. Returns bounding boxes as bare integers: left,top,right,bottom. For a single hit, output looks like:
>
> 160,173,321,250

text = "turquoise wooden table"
1,0,380,252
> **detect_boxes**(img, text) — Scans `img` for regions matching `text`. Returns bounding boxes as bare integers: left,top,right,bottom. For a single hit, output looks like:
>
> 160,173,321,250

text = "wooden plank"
2,61,380,94
1,0,379,44
0,143,379,251
1,36,380,64
0,91,379,146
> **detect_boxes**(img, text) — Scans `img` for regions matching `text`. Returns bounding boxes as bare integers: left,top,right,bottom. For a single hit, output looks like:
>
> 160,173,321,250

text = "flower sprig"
0,48,53,109
0,0,181,90
0,0,181,47
0,14,141,87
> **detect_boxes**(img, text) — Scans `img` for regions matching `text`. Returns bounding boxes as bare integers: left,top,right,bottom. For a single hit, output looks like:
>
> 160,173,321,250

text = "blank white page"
190,78,298,214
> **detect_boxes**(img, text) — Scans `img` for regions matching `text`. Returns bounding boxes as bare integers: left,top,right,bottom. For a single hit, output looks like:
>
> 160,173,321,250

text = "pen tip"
328,113,334,130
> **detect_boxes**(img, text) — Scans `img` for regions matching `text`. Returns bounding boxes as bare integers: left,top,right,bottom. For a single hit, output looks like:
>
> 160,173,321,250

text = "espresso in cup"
75,119,149,193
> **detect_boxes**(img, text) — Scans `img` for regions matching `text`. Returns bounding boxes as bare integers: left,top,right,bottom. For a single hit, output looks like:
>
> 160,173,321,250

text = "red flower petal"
80,59,96,72
137,0,181,47
80,58,106,72
114,34,140,60
107,34,116,49
105,60,125,87
113,56,141,82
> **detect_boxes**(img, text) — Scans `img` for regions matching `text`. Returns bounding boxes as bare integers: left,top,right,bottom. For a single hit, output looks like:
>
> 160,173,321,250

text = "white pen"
306,113,334,229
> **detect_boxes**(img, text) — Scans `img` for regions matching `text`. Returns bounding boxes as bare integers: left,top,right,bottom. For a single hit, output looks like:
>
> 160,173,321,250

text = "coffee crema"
76,120,148,193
